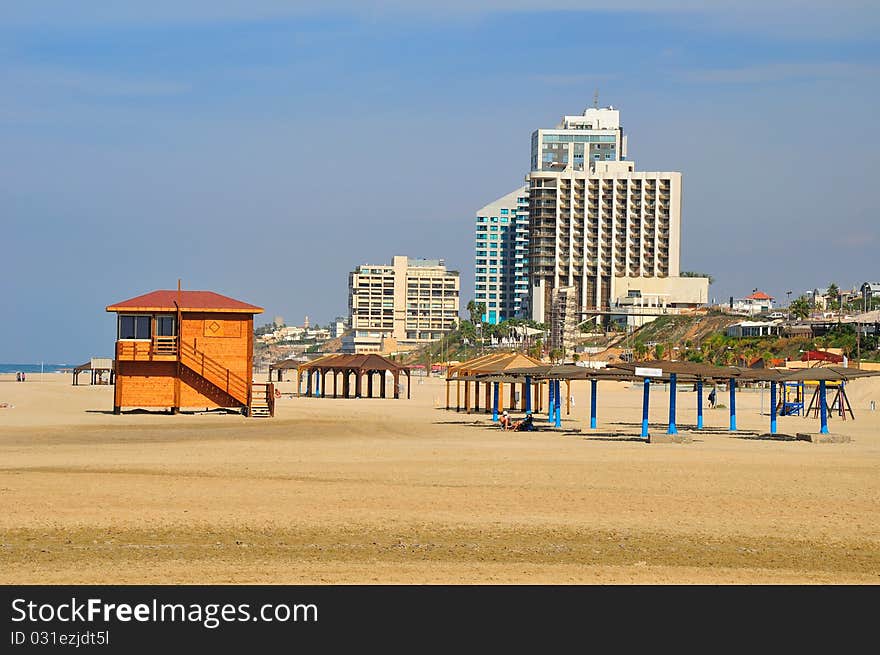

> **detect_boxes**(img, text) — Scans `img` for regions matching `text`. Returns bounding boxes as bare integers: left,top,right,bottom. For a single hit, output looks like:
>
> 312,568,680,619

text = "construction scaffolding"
549,286,580,353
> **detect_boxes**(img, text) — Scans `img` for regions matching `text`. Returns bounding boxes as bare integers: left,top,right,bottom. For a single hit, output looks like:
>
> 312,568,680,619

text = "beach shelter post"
770,380,778,434
641,377,651,438
819,379,829,434
590,378,597,429
524,376,532,413
554,380,562,428
728,378,737,431
474,381,480,412
492,382,500,422
696,379,704,429
667,373,678,435
547,379,555,423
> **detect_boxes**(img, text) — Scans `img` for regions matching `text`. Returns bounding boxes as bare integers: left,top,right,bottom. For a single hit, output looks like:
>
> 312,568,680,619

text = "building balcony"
116,336,178,362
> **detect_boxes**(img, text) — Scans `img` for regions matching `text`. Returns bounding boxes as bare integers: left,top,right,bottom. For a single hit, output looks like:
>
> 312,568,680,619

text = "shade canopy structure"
447,353,880,438
267,358,302,382
296,354,411,400
778,367,880,382
447,352,545,378
72,360,116,386
445,353,545,414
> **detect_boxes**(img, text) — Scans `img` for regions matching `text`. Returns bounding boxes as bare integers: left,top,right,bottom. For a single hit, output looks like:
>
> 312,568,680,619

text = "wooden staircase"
178,341,274,417
248,383,274,418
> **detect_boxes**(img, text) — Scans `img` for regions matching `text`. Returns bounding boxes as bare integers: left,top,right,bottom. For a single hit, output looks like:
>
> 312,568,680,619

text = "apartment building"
527,107,707,349
474,186,530,324
343,256,459,354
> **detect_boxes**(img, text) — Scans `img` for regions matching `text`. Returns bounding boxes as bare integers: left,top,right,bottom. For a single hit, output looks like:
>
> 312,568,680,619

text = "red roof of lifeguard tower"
106,290,263,314
745,291,773,301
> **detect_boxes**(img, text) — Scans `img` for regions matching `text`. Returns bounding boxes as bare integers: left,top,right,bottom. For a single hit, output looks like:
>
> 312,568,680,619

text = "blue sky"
2,1,879,362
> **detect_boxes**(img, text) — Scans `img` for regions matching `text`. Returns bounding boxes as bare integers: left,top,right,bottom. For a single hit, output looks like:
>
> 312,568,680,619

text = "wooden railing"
250,382,275,417
178,340,249,406
153,336,178,355
116,338,177,360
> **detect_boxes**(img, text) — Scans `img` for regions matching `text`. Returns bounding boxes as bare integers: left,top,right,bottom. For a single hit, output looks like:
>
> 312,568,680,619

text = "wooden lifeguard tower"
106,288,274,417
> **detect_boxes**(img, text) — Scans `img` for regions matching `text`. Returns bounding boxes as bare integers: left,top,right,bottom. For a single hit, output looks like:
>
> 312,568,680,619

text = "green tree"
789,296,811,320
654,344,665,360
466,300,486,326
681,271,715,285
827,283,839,310
633,342,648,361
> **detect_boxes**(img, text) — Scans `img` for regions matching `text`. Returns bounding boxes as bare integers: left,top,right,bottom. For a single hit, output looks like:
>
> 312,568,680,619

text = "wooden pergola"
268,358,301,382
445,353,544,414
296,354,411,399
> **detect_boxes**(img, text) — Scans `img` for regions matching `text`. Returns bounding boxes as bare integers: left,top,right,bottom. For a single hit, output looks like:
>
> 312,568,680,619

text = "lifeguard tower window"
119,315,151,340
156,315,177,337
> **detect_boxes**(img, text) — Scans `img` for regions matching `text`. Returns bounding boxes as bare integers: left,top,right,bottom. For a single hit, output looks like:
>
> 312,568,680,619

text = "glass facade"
474,188,530,325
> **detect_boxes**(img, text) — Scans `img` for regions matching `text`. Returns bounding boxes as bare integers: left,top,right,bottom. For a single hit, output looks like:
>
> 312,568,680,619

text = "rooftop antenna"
593,88,599,109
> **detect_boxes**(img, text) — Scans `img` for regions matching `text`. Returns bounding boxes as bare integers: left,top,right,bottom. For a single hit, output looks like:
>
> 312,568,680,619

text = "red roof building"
105,288,272,417
106,290,263,314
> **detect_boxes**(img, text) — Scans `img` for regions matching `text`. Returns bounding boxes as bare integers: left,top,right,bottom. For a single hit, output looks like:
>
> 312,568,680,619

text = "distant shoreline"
0,364,73,374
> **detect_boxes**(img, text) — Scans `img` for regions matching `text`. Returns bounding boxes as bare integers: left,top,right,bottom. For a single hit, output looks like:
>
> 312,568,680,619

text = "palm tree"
827,283,839,310
789,296,811,320
466,300,486,326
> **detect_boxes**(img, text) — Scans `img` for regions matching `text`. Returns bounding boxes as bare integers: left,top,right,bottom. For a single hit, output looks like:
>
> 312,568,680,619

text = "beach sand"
1,371,878,584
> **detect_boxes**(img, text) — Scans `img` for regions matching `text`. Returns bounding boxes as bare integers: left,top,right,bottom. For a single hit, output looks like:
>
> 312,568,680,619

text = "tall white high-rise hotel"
475,106,707,338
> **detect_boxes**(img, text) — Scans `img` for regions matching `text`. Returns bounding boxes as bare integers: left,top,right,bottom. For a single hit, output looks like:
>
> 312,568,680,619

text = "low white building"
731,291,773,316
726,320,782,338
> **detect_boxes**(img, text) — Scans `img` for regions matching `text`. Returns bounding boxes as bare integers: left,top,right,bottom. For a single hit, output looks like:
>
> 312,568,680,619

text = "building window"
118,315,151,340
156,315,177,337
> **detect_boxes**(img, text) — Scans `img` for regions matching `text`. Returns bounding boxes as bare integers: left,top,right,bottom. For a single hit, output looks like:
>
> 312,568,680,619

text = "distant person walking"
708,386,717,409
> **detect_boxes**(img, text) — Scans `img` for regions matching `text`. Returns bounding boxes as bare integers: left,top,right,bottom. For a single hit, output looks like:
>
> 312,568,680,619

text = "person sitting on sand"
499,411,512,430
513,412,536,432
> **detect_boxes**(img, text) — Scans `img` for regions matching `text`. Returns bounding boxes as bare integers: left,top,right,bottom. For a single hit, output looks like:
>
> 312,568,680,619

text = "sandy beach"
1,371,879,584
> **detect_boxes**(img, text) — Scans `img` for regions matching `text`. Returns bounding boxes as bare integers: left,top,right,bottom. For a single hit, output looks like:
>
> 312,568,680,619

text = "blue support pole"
729,378,737,431
547,380,555,423
770,381,778,434
696,379,704,430
315,371,321,397
667,373,678,435
492,382,499,422
799,381,805,416
641,377,651,438
554,380,562,428
819,379,829,434
590,378,597,430
524,376,532,413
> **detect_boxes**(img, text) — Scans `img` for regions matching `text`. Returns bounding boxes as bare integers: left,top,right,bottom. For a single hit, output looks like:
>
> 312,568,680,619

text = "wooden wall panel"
116,361,175,407
181,313,252,382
